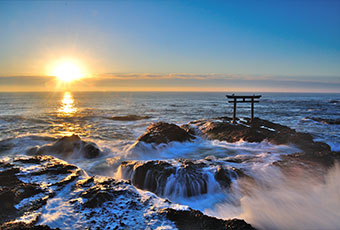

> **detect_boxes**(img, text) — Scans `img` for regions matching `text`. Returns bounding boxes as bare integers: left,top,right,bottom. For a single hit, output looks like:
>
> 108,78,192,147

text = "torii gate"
226,94,262,123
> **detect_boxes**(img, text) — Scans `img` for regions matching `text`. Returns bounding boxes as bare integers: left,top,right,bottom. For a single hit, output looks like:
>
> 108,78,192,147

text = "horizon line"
0,90,339,94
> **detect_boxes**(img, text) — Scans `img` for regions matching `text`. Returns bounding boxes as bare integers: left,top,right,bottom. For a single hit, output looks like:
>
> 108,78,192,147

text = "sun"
51,60,85,82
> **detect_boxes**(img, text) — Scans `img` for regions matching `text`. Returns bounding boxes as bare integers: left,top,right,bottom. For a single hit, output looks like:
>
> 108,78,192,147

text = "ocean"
1,91,340,229
1,92,339,150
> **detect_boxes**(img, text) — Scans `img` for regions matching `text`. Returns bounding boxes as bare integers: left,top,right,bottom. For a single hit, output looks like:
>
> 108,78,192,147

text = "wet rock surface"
137,122,194,144
119,159,240,198
0,155,255,230
0,155,80,228
0,222,55,230
182,117,338,166
27,134,101,159
120,160,176,194
133,117,334,158
163,208,256,230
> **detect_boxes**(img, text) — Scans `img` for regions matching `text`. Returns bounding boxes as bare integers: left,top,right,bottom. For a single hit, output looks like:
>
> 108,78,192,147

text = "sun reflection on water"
53,92,91,137
59,92,77,116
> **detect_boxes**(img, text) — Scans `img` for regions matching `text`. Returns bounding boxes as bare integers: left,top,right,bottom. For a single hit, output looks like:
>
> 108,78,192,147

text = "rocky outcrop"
120,160,176,194
137,122,194,144
163,208,256,230
306,117,340,125
119,159,240,198
184,117,340,166
329,100,340,104
135,118,332,159
27,134,101,159
184,117,331,154
108,115,151,121
0,155,255,230
0,155,81,227
0,222,54,230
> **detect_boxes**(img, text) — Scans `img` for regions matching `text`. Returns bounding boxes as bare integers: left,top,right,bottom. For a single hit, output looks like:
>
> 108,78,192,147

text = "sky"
0,0,339,92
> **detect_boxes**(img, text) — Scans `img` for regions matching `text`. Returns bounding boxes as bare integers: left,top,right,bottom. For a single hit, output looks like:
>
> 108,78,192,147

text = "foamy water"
0,92,339,229
207,164,340,230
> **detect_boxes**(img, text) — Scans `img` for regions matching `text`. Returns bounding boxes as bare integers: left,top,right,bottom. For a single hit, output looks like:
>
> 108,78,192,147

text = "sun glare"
59,91,77,115
51,60,85,82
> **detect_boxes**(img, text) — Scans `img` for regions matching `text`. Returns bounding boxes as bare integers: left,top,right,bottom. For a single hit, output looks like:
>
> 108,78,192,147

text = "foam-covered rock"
0,155,256,230
27,134,101,159
0,155,80,227
163,208,256,230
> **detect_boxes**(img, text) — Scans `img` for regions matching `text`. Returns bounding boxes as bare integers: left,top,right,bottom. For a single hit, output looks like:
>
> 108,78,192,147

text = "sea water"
0,91,339,229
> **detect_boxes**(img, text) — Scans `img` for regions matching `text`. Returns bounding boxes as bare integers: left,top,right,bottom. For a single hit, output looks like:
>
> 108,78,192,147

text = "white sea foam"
125,138,300,162
1,92,339,229
207,164,340,230
36,169,181,230
116,138,302,216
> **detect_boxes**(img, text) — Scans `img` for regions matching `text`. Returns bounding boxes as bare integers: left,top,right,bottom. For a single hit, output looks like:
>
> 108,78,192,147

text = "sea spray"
208,163,340,230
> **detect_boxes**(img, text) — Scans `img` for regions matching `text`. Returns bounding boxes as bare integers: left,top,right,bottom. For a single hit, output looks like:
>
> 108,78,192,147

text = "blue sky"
0,0,339,92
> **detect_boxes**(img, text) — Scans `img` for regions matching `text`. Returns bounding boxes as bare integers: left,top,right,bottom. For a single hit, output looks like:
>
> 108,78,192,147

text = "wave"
0,134,56,156
125,137,300,162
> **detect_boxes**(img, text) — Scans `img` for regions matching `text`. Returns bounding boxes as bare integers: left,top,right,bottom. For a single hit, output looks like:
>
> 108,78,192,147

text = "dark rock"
39,134,81,154
120,160,175,195
306,117,340,125
14,157,45,164
0,167,21,187
0,141,15,153
108,115,151,121
120,159,239,198
329,100,340,104
82,142,100,159
0,189,16,214
28,134,101,159
214,166,232,188
1,222,57,230
181,117,339,166
188,117,331,157
31,163,78,176
163,208,256,230
281,151,340,168
137,122,194,144
81,188,115,208
189,118,283,143
0,164,45,224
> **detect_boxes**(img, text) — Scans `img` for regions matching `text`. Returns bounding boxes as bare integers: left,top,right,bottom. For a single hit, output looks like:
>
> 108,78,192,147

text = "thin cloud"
0,74,339,92
96,73,238,80
94,73,339,82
